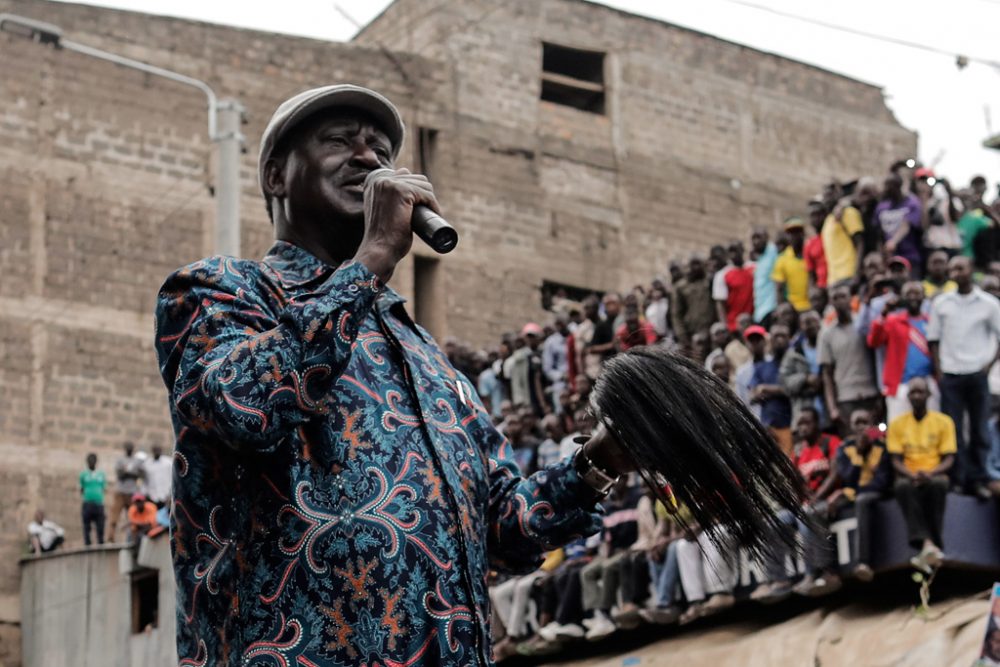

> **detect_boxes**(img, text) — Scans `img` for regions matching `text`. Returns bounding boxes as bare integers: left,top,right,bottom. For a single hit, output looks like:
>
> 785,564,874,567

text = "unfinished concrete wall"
19,540,175,667
355,0,917,342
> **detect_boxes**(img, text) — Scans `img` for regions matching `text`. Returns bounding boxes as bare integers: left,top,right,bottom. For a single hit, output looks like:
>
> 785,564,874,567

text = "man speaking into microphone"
154,85,627,666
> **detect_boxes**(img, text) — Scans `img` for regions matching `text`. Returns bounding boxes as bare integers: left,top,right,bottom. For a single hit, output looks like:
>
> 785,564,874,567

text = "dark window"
130,570,159,633
413,255,443,337
541,279,603,312
417,127,438,180
541,43,606,114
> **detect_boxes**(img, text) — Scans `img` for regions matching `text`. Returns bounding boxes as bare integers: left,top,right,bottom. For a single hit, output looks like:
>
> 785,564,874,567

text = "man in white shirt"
142,444,174,508
27,510,65,554
928,256,1000,499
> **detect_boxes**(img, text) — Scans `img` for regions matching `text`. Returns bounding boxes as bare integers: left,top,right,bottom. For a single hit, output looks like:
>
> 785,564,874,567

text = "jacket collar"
262,241,406,312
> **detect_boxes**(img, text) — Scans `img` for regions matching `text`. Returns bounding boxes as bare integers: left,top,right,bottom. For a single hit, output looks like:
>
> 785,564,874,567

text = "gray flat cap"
257,84,405,195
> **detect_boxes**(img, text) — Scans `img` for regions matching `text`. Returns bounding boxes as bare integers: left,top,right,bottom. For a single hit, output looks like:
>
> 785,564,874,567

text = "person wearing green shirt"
79,453,107,546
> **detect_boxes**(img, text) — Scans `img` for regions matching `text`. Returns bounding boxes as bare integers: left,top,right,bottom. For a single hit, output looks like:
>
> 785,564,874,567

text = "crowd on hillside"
440,163,1000,659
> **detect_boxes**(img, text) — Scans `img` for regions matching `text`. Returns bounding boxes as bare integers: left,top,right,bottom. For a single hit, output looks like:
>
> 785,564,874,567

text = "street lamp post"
0,13,245,256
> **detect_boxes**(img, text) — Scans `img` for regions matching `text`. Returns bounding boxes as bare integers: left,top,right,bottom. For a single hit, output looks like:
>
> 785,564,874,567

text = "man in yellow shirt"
886,377,956,571
822,201,865,286
922,250,958,300
772,217,811,312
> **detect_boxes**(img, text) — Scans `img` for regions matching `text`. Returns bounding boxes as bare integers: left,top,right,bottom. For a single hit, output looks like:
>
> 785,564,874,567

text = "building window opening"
130,569,159,634
413,255,443,338
541,42,606,114
417,127,439,180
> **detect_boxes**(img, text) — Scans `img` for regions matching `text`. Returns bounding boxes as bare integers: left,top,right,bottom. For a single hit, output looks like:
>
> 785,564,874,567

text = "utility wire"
713,0,1000,69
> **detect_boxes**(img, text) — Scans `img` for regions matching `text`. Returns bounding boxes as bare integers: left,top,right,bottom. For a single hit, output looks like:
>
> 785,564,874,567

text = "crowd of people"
24,160,1000,660
440,164,1000,659
26,441,172,555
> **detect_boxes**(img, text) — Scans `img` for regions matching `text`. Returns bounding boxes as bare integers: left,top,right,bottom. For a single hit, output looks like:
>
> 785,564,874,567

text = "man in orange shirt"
127,493,158,544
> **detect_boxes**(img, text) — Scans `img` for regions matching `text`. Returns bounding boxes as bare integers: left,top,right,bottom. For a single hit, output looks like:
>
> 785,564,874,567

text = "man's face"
710,325,728,349
152,445,163,459
775,303,797,329
795,410,818,442
769,325,790,354
927,252,948,281
808,205,825,230
269,111,393,226
982,275,1000,300
902,282,925,313
787,227,804,247
728,242,744,265
949,256,973,288
972,178,987,199
855,184,877,208
505,416,523,441
746,334,767,357
800,311,821,339
831,287,852,316
750,230,767,254
669,263,683,284
603,295,621,318
851,410,872,439
691,332,710,358
123,442,134,457
863,254,885,281
908,380,929,411
625,311,640,330
86,454,97,469
687,258,705,280
809,287,828,314
889,261,908,280
711,355,731,383
884,174,903,199
987,630,1000,660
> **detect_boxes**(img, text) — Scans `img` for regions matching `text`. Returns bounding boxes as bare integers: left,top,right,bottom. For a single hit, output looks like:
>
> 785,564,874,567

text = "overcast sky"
48,0,1000,188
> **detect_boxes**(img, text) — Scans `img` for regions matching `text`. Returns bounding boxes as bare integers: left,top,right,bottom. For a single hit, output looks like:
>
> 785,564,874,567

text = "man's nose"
348,141,382,169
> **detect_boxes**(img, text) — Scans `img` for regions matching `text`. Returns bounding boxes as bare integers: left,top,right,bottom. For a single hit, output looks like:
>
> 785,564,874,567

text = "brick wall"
0,2,446,661
356,0,917,343
0,0,915,662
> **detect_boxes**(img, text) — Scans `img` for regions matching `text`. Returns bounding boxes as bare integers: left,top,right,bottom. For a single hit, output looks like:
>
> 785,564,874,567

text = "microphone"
364,169,459,254
412,205,459,254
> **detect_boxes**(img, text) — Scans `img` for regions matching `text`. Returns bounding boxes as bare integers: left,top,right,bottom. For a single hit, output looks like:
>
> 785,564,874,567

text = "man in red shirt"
615,306,657,351
792,407,843,596
804,200,828,289
712,241,755,332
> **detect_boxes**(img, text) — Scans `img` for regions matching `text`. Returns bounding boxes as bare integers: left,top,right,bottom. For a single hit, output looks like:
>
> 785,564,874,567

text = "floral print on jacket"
154,241,602,666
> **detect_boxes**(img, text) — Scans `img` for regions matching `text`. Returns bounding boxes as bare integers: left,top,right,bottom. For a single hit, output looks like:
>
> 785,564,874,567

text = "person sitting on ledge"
834,409,893,582
886,377,956,571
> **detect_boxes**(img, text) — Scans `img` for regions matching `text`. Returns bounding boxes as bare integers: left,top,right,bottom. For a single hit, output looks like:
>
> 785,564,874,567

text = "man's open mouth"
341,174,369,193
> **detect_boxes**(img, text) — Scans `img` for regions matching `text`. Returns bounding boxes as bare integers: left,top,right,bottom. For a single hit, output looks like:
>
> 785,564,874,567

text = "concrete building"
0,0,914,662
20,537,176,666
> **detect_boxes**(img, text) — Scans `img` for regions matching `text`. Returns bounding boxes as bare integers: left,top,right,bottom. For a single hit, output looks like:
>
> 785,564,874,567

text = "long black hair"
591,345,808,558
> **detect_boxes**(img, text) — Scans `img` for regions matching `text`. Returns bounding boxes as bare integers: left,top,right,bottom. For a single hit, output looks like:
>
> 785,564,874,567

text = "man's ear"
263,156,287,200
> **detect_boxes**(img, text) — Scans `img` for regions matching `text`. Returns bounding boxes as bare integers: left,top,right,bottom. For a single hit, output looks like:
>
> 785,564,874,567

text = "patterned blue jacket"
154,241,602,666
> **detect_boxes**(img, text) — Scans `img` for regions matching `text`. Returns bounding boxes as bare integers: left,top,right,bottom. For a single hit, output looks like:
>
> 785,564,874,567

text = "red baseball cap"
888,256,911,271
743,325,768,339
914,167,935,179
520,322,543,337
